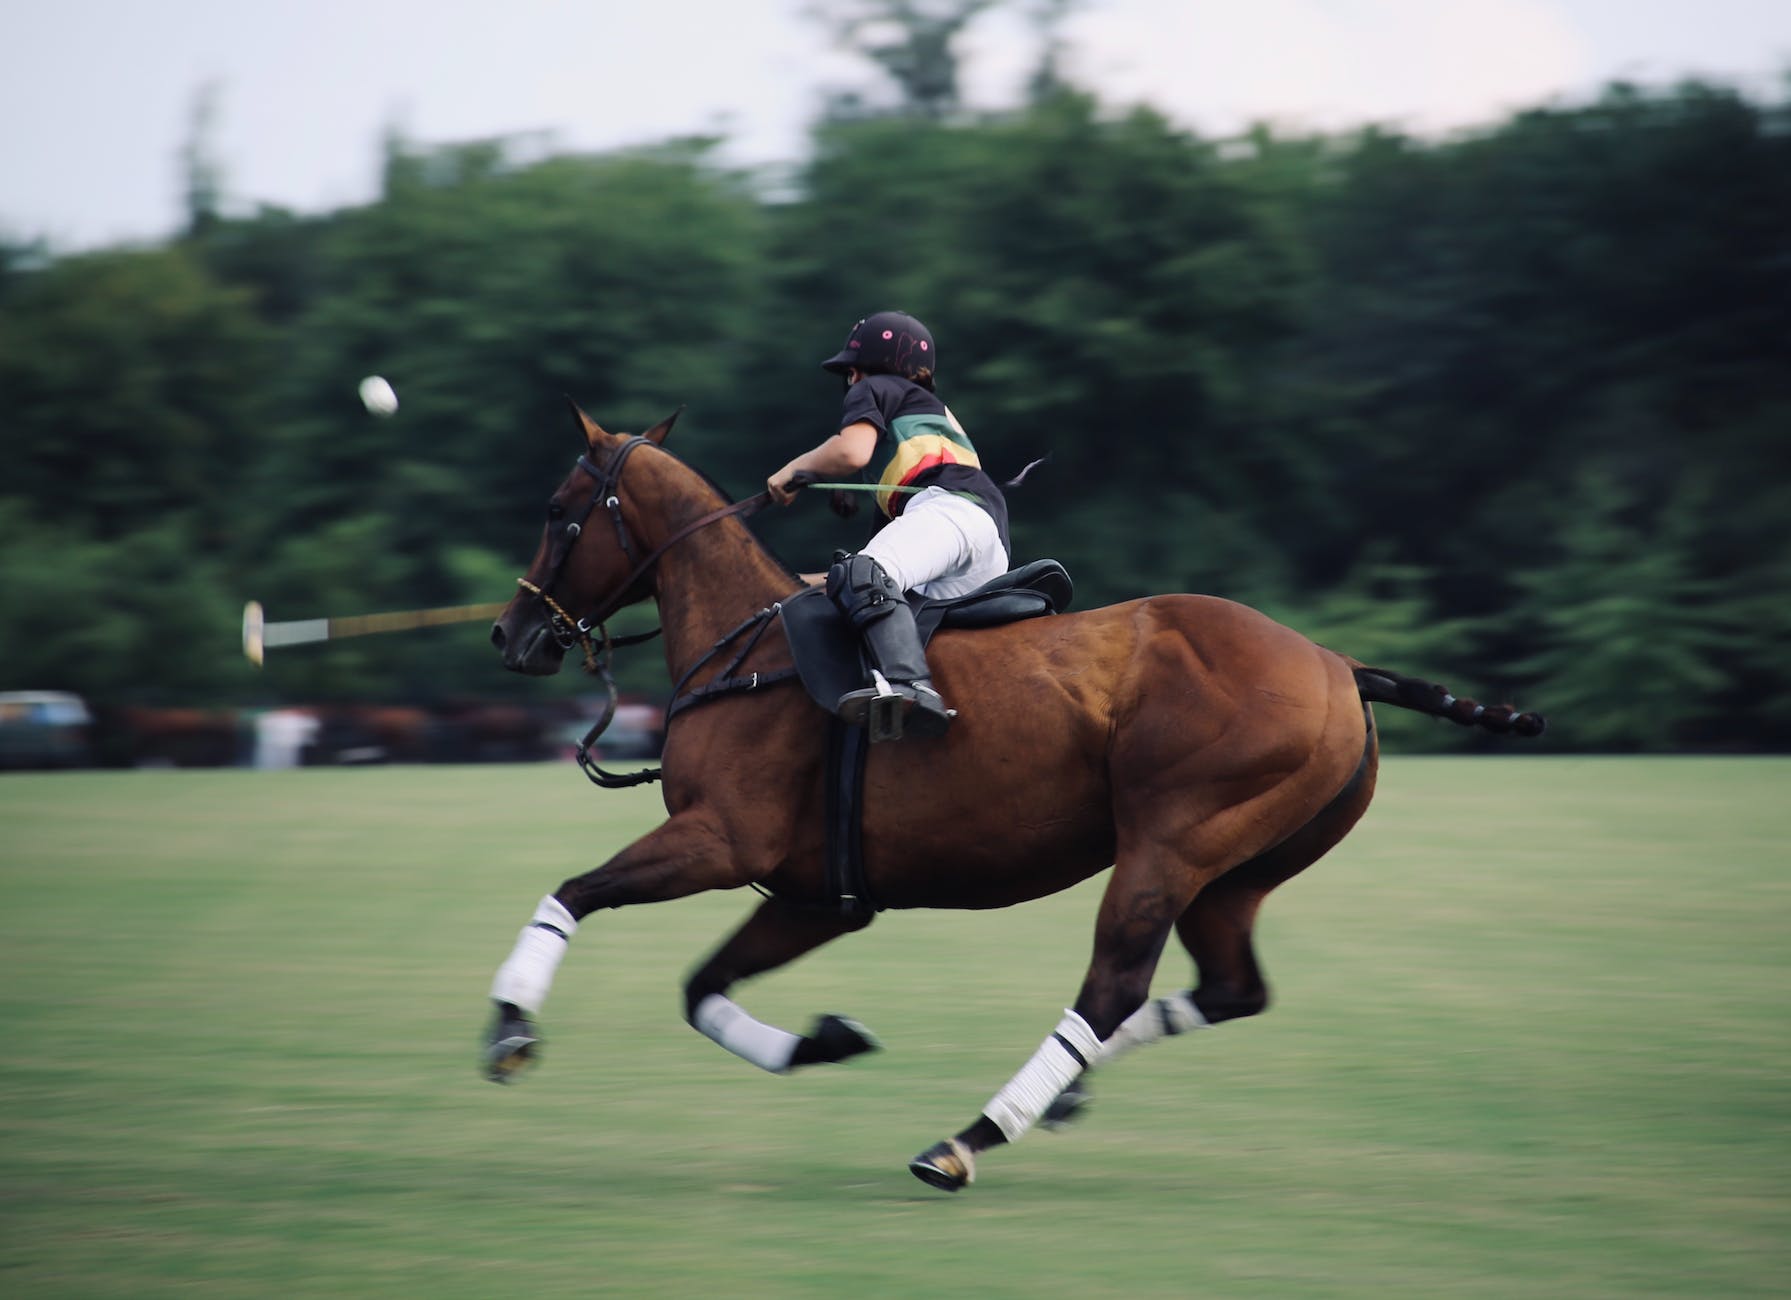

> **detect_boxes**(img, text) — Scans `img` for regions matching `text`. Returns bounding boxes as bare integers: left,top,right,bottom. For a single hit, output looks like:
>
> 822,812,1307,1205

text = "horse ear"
642,406,684,446
564,396,607,450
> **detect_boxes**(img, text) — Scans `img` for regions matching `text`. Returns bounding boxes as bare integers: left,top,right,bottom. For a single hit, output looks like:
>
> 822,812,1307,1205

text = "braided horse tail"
1353,664,1547,738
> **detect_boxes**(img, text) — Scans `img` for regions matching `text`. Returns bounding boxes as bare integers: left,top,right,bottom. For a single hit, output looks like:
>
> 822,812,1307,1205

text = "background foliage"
2,55,1786,750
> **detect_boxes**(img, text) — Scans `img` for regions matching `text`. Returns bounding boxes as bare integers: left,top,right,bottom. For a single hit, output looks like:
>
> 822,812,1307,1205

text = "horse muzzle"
491,610,565,676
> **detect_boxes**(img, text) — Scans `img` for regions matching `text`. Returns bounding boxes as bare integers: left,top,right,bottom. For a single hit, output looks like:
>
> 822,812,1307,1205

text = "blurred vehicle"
0,691,94,769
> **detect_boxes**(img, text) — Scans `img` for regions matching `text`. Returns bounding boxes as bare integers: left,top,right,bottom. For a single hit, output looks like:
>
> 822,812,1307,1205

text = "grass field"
1,758,1786,1298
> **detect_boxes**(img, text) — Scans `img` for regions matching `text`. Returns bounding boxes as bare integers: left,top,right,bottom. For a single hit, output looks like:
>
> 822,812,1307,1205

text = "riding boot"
826,554,954,742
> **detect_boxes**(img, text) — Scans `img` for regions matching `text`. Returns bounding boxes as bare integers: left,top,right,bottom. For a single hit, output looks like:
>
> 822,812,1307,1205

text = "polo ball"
358,375,399,416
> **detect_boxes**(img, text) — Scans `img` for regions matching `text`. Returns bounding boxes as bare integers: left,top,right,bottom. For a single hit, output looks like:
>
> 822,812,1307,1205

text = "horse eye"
547,502,565,522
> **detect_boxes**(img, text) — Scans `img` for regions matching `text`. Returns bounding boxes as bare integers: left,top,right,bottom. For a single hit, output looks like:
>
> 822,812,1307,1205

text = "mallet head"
243,600,265,667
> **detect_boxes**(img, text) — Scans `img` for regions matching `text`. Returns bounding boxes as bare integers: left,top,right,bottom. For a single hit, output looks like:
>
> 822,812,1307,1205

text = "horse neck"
644,496,797,682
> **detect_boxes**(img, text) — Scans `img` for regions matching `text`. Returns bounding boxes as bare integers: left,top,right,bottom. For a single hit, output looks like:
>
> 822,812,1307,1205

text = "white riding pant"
860,487,1008,599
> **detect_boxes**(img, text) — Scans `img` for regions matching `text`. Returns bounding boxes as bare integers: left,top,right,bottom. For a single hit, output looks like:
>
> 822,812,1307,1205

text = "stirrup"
837,671,953,743
838,670,908,742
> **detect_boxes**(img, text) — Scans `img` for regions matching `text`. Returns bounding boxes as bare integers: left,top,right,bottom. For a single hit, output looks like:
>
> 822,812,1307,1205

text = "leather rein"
516,435,795,788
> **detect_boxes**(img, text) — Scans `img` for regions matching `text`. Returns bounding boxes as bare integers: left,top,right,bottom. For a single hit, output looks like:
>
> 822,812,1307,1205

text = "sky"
3,0,1787,251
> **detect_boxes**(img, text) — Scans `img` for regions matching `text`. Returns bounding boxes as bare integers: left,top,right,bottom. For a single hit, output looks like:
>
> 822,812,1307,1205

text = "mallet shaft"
244,600,507,664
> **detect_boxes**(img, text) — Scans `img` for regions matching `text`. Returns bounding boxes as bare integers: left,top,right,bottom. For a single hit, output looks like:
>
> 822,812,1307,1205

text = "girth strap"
824,718,878,916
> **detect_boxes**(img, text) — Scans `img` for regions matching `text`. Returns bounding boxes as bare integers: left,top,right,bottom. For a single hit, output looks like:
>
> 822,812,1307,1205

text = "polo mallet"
242,599,508,666
791,455,1046,514
789,476,921,519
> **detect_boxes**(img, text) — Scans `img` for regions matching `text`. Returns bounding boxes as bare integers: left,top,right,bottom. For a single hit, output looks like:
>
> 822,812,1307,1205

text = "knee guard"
826,553,905,629
824,553,947,741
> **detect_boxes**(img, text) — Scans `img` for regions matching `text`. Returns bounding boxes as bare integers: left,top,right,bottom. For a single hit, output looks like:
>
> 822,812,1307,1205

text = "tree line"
2,79,1786,751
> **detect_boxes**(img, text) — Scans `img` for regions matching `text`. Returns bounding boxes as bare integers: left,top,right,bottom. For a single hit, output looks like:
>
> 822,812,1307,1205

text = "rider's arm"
767,421,878,505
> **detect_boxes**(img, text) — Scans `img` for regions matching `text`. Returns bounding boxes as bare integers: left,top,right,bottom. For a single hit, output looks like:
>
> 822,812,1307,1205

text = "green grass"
1,758,1786,1298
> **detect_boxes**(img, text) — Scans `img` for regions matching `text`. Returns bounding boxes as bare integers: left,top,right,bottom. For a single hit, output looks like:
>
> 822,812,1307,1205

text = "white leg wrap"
691,994,802,1075
1095,991,1208,1067
489,896,578,1014
983,1010,1102,1143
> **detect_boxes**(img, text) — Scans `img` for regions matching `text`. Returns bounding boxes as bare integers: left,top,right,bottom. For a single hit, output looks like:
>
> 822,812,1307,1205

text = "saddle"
779,559,1073,917
780,558,1073,714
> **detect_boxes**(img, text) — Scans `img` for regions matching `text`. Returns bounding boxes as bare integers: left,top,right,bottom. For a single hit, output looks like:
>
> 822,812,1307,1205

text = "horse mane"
636,435,806,587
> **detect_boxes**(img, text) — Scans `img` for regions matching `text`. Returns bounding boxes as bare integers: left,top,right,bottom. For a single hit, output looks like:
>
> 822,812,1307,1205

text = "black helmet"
820,311,936,384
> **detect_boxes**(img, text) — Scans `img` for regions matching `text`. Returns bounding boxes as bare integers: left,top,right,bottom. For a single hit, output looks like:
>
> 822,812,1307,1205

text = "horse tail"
1352,664,1546,738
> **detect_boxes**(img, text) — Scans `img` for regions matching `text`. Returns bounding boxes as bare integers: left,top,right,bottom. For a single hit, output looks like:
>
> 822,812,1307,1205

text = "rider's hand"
768,465,814,506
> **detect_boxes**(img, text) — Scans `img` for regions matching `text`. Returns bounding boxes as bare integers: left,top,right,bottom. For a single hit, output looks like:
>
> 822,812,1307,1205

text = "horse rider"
767,311,1011,740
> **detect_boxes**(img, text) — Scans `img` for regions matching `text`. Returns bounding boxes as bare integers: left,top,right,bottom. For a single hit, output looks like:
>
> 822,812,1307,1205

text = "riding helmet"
820,311,937,385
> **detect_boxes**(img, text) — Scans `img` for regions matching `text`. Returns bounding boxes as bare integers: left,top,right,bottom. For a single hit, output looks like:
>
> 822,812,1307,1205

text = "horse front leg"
908,866,1186,1192
483,813,740,1083
683,897,878,1074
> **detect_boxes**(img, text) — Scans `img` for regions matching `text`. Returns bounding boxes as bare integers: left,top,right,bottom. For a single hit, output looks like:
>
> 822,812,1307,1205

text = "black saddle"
781,559,1073,716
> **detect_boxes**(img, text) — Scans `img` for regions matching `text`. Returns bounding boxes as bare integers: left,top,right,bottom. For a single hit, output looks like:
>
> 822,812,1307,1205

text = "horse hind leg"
1035,870,1288,1117
907,735,1370,1188
1034,876,1273,1119
1183,714,1376,1022
910,710,1380,1191
683,897,880,1074
909,822,1320,1190
1044,723,1380,1126
909,854,1196,1192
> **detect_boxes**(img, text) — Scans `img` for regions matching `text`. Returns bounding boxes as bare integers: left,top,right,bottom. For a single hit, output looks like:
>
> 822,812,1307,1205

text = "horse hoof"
1041,1081,1091,1131
788,1013,881,1068
485,1033,537,1083
815,1013,880,1062
908,1137,975,1193
484,1006,540,1084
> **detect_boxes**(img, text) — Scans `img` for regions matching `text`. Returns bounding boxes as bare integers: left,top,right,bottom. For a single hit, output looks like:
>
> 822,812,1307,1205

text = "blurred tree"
2,77,1785,748
0,237,52,288
1514,472,1738,750
1284,84,1789,592
0,246,268,547
811,0,998,120
0,504,253,701
186,205,328,329
1020,0,1086,104
180,81,227,239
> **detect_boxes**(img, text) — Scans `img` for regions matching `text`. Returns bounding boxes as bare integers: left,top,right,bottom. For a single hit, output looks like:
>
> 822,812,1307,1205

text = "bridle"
514,434,781,787
516,435,648,658
518,436,773,654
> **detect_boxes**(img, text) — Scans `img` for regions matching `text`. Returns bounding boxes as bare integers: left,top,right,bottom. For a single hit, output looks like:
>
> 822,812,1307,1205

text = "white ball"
358,375,399,417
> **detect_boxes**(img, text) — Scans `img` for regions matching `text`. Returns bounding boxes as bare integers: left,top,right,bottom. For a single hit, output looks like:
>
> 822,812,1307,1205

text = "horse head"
491,402,679,676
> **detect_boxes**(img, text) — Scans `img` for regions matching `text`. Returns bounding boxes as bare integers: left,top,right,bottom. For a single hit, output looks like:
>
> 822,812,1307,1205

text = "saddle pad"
781,588,865,715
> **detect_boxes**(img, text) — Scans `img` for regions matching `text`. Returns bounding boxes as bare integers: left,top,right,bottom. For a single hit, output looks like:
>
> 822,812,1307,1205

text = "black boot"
826,554,954,742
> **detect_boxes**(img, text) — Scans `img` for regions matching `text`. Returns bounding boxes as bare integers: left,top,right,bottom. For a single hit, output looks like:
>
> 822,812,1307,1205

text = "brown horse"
484,407,1544,1193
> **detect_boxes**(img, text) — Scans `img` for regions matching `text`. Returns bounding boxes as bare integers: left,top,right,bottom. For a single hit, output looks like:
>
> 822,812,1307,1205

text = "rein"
517,435,791,789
